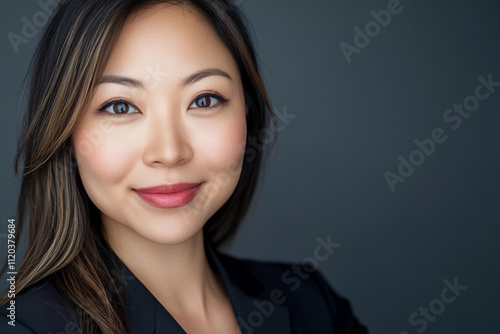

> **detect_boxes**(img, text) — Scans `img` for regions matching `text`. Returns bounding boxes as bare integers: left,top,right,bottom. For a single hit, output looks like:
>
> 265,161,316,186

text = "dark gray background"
1,0,499,333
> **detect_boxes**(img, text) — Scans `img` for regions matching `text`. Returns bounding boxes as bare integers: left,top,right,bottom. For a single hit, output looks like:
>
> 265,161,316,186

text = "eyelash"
97,99,139,118
189,92,229,110
97,92,229,117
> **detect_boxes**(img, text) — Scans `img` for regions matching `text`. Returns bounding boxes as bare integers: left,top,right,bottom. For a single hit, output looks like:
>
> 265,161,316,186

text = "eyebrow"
98,75,145,89
182,68,232,87
98,68,232,89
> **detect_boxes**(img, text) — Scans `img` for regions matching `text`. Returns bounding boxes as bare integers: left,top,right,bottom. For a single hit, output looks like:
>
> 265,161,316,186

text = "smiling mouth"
133,183,202,208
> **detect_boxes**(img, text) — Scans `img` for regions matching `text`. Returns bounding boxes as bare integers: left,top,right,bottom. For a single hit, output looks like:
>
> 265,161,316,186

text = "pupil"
114,103,128,114
197,97,209,107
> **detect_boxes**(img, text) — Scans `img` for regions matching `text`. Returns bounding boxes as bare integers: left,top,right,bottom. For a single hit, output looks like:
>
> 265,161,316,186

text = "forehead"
103,4,238,81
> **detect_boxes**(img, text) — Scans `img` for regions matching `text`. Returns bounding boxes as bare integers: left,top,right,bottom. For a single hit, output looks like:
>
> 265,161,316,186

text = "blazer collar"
110,240,291,333
205,241,292,334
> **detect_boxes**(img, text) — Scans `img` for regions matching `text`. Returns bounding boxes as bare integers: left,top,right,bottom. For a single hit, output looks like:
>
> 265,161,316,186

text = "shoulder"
0,277,79,334
217,252,368,333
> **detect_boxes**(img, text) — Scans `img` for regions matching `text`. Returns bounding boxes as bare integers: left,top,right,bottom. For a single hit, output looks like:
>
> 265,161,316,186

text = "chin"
132,214,208,246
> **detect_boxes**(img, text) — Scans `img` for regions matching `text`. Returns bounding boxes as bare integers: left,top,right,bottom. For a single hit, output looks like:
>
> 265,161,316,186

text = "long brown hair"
1,0,277,333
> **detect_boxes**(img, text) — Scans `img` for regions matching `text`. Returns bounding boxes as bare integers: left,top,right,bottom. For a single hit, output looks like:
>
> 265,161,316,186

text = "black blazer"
0,241,368,333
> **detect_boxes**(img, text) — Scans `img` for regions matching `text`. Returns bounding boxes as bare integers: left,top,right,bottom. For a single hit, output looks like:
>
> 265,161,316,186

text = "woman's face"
72,4,247,245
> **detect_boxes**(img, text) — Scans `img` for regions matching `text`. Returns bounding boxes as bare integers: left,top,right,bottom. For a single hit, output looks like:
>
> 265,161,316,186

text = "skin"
71,4,246,333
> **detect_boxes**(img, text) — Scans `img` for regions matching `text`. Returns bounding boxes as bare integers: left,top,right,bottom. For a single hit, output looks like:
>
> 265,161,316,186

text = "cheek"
181,112,246,222
72,122,139,187
196,113,247,173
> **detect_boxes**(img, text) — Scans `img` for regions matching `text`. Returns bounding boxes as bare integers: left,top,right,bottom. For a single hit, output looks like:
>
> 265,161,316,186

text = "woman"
0,0,368,333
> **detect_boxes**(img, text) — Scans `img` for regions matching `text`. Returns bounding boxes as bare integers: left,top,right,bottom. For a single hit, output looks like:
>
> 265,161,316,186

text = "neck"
101,218,222,314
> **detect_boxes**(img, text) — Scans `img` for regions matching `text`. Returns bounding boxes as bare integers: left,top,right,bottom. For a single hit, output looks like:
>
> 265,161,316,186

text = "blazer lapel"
122,263,186,334
205,242,292,334
106,241,291,334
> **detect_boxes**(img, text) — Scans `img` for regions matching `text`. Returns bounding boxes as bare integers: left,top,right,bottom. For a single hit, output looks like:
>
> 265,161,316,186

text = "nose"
142,109,193,168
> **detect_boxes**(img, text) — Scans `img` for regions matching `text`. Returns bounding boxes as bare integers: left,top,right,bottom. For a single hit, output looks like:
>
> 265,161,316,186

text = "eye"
98,99,139,115
189,93,228,110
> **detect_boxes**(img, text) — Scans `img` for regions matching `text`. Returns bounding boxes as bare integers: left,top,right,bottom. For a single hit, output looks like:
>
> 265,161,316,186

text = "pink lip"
134,183,202,208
